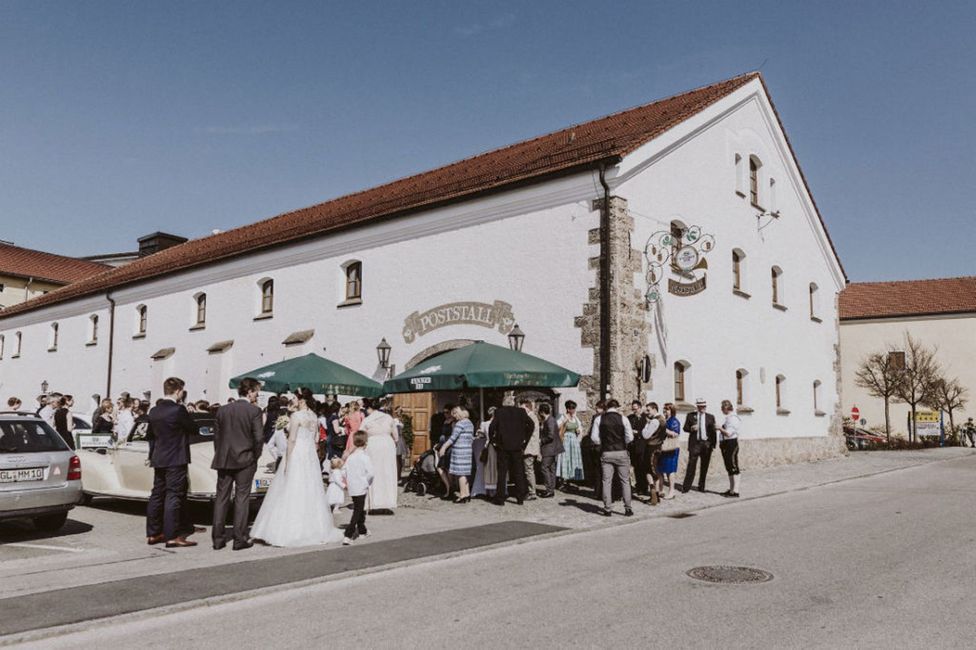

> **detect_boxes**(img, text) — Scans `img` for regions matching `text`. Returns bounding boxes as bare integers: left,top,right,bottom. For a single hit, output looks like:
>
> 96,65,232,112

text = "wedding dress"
250,409,344,547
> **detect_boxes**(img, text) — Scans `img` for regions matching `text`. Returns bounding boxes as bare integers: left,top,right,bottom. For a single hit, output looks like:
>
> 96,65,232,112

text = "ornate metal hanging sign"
644,225,715,302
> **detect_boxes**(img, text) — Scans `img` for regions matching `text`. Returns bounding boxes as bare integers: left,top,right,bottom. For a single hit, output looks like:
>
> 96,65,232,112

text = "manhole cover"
686,566,773,584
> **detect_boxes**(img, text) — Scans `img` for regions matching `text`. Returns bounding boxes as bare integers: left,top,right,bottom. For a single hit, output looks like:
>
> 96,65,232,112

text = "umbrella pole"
480,387,485,423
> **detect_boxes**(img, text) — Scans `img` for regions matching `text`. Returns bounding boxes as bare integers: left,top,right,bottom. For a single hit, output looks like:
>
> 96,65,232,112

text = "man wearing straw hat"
680,398,716,494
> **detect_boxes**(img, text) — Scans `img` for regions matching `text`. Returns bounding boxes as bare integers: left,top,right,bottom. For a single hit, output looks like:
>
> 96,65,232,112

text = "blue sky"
0,0,973,281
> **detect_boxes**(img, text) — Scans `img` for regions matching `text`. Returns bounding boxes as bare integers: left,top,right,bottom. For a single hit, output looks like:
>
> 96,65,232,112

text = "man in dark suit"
538,403,563,498
681,398,717,493
488,396,535,505
627,400,649,496
212,377,264,550
146,377,199,548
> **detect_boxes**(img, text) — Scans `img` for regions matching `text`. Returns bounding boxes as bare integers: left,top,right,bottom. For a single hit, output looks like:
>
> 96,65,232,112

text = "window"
735,368,749,406
732,249,747,293
809,283,820,321
50,322,59,351
734,154,745,196
674,361,689,402
194,293,207,327
813,380,822,413
769,177,777,214
0,334,4,359
775,374,786,410
345,261,362,301
888,350,906,370
771,266,783,307
136,305,148,336
13,331,21,357
749,156,762,206
261,280,274,315
90,315,99,343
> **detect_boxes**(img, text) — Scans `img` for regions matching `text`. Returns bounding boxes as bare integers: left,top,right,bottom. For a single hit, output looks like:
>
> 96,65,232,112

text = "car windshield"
0,420,68,453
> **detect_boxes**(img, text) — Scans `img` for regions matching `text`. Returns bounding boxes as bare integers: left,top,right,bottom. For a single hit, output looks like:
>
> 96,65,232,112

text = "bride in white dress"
250,397,344,547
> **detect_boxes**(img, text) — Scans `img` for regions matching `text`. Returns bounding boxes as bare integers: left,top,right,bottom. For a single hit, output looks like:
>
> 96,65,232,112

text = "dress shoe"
538,491,554,499
491,498,506,506
146,534,166,545
232,541,254,551
189,525,206,534
212,539,227,550
624,507,634,517
601,509,612,517
516,498,524,505
165,537,198,548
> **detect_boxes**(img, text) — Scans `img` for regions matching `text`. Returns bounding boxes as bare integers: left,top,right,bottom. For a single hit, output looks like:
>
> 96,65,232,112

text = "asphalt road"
20,452,976,649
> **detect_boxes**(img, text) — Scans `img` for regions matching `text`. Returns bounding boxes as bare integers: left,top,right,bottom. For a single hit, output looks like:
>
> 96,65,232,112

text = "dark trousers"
540,455,557,493
720,439,740,475
213,464,257,545
344,494,368,539
581,440,603,497
495,447,527,502
147,465,188,540
630,444,650,494
682,441,713,492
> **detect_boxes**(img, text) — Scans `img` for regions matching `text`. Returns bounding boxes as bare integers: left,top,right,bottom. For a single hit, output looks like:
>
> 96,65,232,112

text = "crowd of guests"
425,394,743,517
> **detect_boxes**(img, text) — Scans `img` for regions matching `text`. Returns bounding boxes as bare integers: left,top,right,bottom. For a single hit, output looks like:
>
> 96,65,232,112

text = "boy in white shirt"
342,431,374,545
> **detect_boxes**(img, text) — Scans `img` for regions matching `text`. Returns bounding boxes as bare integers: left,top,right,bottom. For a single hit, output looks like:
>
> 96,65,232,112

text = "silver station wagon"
0,414,82,531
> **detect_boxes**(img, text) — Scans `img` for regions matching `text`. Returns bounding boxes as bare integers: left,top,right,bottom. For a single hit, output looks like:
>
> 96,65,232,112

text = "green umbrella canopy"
383,341,580,393
229,353,383,397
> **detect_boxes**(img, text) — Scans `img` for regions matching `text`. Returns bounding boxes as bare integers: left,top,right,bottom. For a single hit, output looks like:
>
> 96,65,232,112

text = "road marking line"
5,543,84,553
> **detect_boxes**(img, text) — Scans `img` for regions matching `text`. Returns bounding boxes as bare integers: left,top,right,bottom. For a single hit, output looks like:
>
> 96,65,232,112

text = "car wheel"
34,512,69,531
416,483,427,497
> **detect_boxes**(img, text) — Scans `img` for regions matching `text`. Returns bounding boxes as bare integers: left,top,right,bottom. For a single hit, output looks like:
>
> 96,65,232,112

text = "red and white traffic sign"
850,406,860,420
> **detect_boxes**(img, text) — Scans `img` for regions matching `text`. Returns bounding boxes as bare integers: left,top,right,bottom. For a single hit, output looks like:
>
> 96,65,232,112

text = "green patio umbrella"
229,353,383,397
382,341,580,393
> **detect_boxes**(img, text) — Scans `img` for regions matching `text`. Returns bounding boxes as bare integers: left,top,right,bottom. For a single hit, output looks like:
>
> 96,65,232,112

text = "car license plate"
0,467,45,483
254,478,271,492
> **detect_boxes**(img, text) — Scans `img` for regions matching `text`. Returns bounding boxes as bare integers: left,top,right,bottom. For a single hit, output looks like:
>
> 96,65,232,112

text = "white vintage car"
80,413,276,503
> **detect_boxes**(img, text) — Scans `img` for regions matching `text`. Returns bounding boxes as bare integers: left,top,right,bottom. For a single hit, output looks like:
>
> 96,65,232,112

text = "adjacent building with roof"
840,277,976,434
0,242,109,310
0,72,847,471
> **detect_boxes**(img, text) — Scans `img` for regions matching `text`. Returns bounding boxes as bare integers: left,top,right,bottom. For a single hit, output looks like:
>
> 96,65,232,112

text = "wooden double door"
393,392,433,461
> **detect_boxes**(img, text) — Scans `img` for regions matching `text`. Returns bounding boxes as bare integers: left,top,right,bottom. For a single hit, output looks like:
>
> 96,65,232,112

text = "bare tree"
926,376,969,438
854,350,903,444
893,333,941,443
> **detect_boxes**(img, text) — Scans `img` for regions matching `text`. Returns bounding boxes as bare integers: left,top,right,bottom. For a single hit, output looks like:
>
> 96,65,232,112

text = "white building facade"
0,73,846,470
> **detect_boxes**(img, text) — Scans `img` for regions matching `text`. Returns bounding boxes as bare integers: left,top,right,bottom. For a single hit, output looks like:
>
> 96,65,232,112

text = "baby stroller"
403,449,440,496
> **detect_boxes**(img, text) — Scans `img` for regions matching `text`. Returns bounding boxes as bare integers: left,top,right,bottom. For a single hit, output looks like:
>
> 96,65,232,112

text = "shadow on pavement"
0,518,94,542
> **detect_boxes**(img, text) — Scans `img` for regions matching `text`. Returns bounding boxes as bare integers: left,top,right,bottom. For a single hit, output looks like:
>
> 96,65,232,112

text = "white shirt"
721,413,741,440
267,427,289,460
344,448,375,496
589,409,634,446
641,415,664,440
39,405,56,427
115,408,135,442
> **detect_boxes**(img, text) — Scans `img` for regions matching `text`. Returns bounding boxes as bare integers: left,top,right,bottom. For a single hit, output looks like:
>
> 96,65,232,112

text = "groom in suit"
681,398,717,493
212,377,264,550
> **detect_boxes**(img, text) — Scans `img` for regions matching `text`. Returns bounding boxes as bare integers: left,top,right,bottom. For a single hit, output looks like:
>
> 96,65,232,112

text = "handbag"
479,446,489,464
661,431,679,453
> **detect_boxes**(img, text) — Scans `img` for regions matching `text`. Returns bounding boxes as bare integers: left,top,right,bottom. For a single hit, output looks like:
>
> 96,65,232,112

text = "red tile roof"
0,242,111,285
840,277,976,320
0,71,841,319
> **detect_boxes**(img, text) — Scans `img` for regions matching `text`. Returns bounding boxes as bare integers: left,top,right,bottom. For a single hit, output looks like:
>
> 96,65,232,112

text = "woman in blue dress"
556,400,585,485
656,403,681,500
440,406,474,503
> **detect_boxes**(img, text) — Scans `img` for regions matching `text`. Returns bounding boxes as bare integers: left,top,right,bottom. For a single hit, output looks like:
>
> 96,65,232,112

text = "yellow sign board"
915,411,939,423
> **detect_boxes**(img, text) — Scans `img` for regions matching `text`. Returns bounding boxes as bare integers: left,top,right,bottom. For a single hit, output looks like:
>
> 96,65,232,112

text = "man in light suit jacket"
212,377,264,550
681,398,717,493
146,377,199,548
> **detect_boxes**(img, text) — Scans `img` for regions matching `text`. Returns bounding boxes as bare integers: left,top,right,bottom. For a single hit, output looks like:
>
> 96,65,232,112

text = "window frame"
771,266,785,309
673,361,689,403
259,279,274,316
0,334,4,360
13,331,22,357
49,322,59,351
808,282,821,322
749,156,761,207
89,314,99,344
136,305,148,336
194,293,207,328
345,261,362,301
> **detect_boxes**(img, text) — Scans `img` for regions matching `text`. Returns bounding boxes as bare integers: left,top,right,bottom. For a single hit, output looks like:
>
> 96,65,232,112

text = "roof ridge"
847,275,976,286
156,71,762,250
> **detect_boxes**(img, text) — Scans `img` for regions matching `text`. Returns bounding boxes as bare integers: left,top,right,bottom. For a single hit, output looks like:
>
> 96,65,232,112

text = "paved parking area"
1,447,971,605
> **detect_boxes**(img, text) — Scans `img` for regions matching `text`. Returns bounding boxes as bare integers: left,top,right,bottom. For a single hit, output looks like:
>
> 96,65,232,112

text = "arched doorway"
396,339,477,459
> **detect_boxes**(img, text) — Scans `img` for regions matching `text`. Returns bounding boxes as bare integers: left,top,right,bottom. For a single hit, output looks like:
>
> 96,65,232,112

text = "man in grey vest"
590,399,634,517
